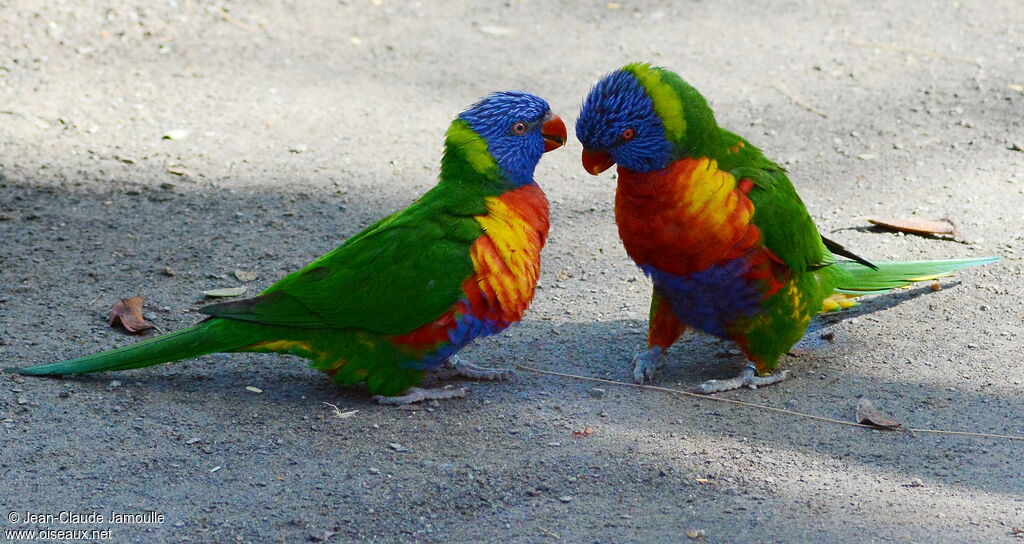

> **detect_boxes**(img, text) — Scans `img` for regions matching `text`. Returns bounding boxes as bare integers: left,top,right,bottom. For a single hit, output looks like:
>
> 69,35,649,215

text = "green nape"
621,62,722,161
440,118,516,199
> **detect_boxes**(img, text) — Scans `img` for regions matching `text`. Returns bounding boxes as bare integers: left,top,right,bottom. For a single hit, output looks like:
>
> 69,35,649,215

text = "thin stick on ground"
537,526,561,540
219,9,259,32
515,364,1024,442
847,41,982,67
323,402,359,420
774,83,828,118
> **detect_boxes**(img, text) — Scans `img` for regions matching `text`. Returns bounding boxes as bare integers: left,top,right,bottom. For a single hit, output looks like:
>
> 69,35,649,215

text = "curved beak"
581,149,615,175
541,114,567,153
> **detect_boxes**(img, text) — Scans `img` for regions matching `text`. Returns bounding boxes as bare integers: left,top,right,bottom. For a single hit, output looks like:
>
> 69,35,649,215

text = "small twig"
537,526,561,540
218,8,259,32
516,365,1024,442
774,83,828,118
323,402,358,419
847,41,982,67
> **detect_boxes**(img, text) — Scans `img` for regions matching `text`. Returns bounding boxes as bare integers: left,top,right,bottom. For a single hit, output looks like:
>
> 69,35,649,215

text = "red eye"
511,121,527,135
621,127,636,141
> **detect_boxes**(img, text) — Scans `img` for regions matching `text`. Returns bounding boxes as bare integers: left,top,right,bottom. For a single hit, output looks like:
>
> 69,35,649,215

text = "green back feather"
201,118,518,335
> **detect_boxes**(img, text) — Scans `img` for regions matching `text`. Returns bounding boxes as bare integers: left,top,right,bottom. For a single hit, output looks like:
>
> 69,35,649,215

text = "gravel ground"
2,1,1023,542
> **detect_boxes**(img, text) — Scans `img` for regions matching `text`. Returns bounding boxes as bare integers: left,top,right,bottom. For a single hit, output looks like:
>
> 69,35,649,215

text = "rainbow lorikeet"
19,91,567,404
575,63,997,393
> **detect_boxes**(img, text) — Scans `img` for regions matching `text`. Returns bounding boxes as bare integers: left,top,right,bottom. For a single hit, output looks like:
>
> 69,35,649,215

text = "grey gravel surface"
2,1,1023,542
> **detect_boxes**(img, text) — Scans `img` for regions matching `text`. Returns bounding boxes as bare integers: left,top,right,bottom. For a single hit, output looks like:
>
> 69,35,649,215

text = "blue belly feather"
642,258,765,338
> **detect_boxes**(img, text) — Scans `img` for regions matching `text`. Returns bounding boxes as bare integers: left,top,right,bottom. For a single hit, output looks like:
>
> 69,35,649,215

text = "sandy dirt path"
2,1,1023,542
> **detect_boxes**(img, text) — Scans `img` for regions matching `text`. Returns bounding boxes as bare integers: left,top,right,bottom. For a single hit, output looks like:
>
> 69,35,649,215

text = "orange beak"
581,149,614,175
541,114,567,153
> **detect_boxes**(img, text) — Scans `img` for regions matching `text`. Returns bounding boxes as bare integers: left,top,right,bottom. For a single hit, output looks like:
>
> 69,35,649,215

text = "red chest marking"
615,158,786,295
615,158,758,276
392,184,550,351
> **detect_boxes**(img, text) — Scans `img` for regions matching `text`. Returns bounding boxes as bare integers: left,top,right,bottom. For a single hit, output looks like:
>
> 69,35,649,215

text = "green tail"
18,319,244,376
833,256,999,295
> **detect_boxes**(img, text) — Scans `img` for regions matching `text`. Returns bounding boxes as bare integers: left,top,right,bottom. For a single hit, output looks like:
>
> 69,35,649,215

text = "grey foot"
373,386,467,405
694,365,792,394
447,355,514,381
632,346,665,384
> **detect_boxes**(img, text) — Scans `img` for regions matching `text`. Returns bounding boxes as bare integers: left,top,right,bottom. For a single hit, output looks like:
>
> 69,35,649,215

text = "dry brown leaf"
866,216,960,238
571,427,595,439
166,164,195,178
108,296,155,333
856,398,904,430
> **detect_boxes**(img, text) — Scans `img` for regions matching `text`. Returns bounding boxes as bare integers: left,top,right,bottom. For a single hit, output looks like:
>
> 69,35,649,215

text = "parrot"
574,62,998,393
18,91,568,404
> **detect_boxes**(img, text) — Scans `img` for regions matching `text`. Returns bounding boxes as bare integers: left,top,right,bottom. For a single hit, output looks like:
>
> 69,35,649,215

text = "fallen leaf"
1008,83,1024,93
245,386,263,394
856,398,904,430
202,286,247,298
162,129,189,140
687,529,706,539
233,269,258,282
572,427,595,439
166,164,195,178
607,2,622,8
866,216,960,238
108,296,155,333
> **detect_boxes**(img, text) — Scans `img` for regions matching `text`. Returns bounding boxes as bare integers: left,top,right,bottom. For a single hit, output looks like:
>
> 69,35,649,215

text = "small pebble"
558,496,572,503
587,387,605,399
108,380,122,389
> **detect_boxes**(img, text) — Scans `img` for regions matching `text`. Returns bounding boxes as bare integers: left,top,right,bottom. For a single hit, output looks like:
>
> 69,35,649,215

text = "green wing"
201,188,485,335
729,161,829,274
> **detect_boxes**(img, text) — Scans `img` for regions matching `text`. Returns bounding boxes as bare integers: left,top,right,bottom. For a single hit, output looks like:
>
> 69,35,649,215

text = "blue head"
576,63,718,175
576,69,673,174
452,91,566,186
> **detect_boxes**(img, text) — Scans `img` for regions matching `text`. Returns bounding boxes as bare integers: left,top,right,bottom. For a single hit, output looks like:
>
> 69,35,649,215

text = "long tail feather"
18,319,243,375
833,256,998,295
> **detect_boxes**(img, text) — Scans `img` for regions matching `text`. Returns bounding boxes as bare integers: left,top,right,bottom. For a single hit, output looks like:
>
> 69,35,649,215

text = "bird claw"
694,365,792,394
373,386,467,405
631,346,665,384
447,355,514,381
